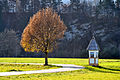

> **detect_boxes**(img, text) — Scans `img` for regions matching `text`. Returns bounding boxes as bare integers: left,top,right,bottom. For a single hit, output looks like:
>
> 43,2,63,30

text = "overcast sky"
62,0,70,4
62,0,117,4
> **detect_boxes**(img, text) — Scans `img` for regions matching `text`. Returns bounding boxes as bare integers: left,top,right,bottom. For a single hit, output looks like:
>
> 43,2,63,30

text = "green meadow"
0,58,120,80
0,63,60,72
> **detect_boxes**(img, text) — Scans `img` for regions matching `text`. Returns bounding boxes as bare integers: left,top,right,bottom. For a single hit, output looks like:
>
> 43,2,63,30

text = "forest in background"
0,0,120,59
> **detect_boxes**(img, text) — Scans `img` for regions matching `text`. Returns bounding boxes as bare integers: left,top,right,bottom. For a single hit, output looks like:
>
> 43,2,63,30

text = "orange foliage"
21,8,67,53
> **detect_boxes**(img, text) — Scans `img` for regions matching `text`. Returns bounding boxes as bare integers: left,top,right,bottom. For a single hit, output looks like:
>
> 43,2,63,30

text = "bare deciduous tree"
0,29,21,57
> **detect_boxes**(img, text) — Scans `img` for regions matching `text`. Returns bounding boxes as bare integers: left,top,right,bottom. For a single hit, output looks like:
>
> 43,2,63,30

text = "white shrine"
87,36,100,66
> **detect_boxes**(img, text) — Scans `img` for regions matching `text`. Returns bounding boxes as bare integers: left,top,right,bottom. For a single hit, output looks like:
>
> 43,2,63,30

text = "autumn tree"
20,8,67,65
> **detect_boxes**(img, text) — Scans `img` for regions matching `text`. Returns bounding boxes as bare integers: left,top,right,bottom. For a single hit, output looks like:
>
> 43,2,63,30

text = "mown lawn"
0,63,60,72
0,58,120,80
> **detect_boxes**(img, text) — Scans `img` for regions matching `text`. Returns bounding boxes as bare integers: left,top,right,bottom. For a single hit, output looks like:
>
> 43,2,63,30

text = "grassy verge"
0,58,119,80
0,63,60,72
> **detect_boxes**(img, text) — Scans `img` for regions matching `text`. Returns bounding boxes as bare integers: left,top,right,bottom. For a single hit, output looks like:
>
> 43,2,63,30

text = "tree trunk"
44,52,48,66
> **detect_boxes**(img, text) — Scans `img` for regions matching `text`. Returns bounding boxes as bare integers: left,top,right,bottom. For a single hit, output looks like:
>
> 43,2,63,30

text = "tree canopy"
21,8,67,53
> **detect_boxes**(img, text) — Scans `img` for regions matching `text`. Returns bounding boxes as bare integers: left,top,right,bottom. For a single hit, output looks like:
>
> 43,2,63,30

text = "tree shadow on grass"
8,69,22,72
96,66,120,71
85,66,120,74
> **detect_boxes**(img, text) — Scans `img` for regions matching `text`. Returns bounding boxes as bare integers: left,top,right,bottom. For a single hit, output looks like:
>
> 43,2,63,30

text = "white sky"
62,0,117,4
62,0,70,4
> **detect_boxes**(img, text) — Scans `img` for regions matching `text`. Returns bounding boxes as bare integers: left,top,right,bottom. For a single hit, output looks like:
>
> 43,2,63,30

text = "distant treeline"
0,0,120,59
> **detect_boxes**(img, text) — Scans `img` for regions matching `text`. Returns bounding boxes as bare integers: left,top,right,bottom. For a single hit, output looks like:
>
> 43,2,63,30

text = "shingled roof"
87,36,100,50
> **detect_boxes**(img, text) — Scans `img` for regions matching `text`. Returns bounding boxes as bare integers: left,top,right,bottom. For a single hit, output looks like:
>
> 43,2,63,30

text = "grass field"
0,58,120,80
0,63,60,72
